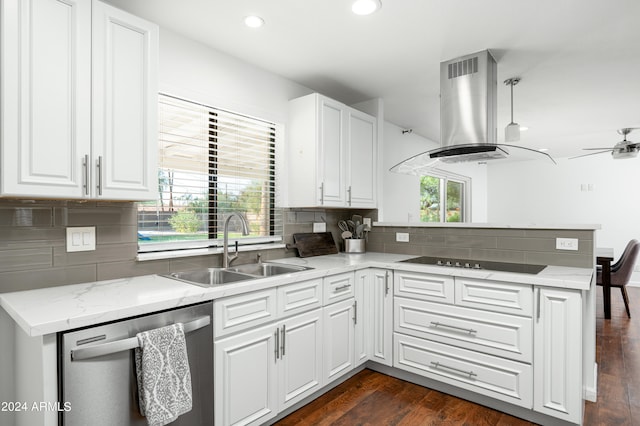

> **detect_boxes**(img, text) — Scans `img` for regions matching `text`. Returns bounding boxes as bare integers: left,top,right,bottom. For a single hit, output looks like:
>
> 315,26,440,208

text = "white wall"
487,156,640,282
379,122,488,222
158,28,311,125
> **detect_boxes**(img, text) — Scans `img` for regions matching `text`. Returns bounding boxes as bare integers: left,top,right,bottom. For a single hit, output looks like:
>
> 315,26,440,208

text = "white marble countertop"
373,222,601,230
0,252,594,337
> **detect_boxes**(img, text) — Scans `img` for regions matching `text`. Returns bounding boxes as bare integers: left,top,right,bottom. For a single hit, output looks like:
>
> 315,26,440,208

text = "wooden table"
597,247,614,319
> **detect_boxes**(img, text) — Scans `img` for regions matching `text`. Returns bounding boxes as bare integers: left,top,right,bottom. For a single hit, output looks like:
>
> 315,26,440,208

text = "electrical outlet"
556,238,578,251
66,227,96,252
363,217,372,228
313,222,326,232
396,232,409,242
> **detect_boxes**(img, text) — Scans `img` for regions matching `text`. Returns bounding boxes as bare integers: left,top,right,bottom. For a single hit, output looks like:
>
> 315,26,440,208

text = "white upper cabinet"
1,0,91,198
347,109,377,207
287,93,377,208
91,1,158,200
0,0,158,200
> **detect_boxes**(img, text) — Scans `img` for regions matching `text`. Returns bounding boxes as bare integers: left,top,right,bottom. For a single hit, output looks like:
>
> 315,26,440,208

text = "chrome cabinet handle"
96,156,103,196
334,284,351,293
281,324,286,357
70,316,211,361
353,300,358,325
536,289,541,322
385,271,390,296
82,155,89,196
347,186,352,206
430,361,477,378
275,328,280,361
430,321,477,334
319,182,324,205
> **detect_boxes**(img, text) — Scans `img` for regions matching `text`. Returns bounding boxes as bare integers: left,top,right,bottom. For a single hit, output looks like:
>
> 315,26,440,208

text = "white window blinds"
138,94,282,251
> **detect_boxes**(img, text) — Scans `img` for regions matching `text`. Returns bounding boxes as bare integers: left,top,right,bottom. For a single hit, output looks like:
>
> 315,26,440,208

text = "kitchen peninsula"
0,223,597,426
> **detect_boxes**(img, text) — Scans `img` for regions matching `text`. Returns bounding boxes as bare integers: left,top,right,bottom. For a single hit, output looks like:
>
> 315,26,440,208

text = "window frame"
137,94,282,254
419,169,471,223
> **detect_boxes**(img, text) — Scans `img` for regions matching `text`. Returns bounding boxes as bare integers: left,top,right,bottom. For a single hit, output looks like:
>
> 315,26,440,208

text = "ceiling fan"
571,128,640,160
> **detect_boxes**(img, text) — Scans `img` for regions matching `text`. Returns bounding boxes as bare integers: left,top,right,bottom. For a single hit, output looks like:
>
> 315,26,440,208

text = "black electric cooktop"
399,256,547,275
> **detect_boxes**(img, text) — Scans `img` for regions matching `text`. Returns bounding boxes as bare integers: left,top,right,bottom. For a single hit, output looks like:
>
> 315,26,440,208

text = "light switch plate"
66,227,96,252
556,237,579,251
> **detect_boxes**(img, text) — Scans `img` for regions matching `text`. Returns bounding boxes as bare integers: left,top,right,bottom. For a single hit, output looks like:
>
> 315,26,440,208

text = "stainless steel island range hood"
390,50,554,174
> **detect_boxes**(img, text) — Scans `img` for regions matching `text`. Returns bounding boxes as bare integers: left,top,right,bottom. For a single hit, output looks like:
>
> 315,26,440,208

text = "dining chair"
597,239,640,318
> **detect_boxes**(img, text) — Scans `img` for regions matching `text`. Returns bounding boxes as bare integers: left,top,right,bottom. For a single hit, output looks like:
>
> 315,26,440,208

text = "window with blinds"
138,94,282,252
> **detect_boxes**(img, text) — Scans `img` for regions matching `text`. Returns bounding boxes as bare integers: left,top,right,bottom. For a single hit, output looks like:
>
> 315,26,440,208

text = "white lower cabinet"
214,323,278,426
394,333,533,408
534,287,582,424
323,298,356,383
278,309,324,410
394,296,532,363
369,268,393,366
214,269,585,426
354,270,369,366
215,308,323,426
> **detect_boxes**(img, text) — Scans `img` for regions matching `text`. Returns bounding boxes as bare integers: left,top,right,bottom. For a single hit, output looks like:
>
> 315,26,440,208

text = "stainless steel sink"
165,263,313,287
166,268,256,287
227,262,312,277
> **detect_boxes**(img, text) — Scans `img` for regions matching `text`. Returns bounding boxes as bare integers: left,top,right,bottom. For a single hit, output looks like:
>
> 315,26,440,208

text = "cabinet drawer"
394,271,454,304
323,272,355,305
214,289,277,337
277,278,323,318
394,297,532,363
455,277,533,316
394,333,532,408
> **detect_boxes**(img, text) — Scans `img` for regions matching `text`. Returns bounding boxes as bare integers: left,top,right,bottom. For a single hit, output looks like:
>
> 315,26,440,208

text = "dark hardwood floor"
275,286,640,426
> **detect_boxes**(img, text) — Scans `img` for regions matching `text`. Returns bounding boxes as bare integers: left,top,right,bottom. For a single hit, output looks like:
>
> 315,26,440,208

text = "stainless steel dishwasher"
58,302,213,426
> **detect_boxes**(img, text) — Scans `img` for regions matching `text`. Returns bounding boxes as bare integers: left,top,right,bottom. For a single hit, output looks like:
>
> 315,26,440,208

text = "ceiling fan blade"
582,147,616,151
569,150,612,160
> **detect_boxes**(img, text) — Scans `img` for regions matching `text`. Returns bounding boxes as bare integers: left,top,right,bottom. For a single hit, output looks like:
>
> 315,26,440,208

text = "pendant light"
504,77,521,142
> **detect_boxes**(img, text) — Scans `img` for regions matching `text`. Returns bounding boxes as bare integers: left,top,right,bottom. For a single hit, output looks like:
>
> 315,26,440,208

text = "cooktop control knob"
455,262,462,267
437,260,444,266
445,261,452,267
464,263,471,268
473,263,481,269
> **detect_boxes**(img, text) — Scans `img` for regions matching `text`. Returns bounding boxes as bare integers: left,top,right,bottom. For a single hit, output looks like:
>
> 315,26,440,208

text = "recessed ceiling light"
244,15,265,28
538,148,549,152
520,126,529,131
352,0,382,15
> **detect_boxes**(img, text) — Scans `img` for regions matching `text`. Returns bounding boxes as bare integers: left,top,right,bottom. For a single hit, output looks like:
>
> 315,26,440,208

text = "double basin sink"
165,262,313,287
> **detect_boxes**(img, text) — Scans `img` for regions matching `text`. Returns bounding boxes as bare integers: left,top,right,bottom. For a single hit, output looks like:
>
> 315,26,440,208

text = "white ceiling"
104,0,640,159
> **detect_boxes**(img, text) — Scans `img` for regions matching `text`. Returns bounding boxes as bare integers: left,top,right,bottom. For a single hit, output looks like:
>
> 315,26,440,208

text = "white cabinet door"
1,0,91,198
278,309,323,410
92,0,158,200
354,270,369,366
215,324,278,426
370,269,393,366
317,96,346,207
347,109,376,208
533,287,582,424
323,298,355,383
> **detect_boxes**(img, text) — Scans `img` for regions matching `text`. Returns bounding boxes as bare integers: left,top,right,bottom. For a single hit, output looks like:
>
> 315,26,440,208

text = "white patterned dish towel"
135,323,193,426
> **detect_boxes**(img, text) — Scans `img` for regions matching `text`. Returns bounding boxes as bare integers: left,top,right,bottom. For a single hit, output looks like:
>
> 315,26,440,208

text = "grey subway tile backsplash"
0,198,595,293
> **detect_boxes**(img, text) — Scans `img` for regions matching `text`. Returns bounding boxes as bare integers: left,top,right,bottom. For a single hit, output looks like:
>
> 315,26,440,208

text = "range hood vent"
429,143,508,163
390,49,555,175
447,56,479,79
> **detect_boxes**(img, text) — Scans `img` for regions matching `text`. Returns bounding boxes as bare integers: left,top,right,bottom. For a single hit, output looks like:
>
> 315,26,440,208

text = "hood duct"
390,50,555,174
